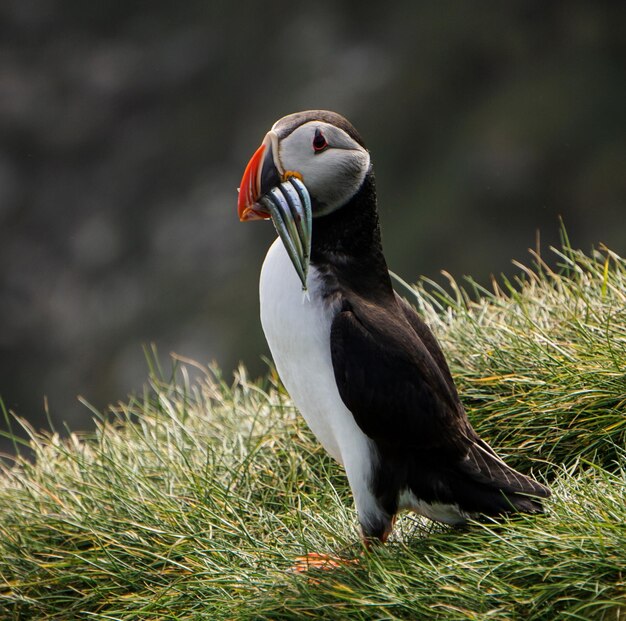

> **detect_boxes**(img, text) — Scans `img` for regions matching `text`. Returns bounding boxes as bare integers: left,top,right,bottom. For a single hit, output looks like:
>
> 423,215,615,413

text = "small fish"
259,177,312,291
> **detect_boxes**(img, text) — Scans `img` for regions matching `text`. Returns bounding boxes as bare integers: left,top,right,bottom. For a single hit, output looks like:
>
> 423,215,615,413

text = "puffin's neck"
310,170,393,301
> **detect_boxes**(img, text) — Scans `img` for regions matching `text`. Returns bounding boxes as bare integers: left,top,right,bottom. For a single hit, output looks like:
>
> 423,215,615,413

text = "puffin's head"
238,110,370,220
237,110,370,288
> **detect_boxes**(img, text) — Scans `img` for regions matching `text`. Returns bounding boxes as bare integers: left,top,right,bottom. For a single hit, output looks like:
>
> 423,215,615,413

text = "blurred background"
1,1,624,454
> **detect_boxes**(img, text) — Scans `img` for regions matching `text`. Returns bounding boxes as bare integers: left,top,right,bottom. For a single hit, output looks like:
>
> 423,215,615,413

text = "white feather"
397,489,467,526
259,238,382,529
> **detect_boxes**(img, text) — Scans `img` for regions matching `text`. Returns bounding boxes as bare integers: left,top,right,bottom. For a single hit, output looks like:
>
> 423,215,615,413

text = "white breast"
259,238,380,527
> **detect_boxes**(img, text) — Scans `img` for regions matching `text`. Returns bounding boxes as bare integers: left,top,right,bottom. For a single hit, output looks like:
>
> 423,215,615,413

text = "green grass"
1,239,625,620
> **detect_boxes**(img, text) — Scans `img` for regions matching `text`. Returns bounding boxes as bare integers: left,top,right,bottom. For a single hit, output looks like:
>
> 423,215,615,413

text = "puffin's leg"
291,448,393,572
361,512,395,548
290,509,393,573
290,516,394,573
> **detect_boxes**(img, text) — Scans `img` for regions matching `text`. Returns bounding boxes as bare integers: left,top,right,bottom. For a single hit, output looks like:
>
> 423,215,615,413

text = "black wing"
330,295,550,500
394,293,459,401
329,295,467,452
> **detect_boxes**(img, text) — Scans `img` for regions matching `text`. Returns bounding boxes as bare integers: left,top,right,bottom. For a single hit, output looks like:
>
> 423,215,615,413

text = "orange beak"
237,140,271,221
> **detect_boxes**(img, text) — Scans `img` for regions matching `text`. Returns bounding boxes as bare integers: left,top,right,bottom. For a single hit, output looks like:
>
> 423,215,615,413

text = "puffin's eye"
312,128,328,153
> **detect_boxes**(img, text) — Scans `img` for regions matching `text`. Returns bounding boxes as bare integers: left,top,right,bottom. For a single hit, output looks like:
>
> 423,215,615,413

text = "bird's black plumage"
309,158,549,539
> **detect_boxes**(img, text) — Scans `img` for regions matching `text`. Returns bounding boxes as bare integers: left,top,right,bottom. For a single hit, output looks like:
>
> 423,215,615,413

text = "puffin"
237,110,550,549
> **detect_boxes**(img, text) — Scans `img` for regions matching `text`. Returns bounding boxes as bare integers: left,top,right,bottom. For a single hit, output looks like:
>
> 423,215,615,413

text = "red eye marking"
312,128,328,152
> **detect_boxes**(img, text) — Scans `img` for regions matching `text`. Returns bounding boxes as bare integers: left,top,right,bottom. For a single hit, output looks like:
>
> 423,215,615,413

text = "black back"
310,169,549,524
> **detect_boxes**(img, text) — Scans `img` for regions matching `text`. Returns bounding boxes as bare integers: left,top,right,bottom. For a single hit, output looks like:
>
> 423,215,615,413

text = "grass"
1,238,625,620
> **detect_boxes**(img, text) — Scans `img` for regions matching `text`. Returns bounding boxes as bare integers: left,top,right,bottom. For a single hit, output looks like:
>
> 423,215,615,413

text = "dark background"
1,1,624,453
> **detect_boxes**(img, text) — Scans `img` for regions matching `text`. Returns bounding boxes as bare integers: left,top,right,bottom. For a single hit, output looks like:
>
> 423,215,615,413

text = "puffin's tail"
453,436,550,516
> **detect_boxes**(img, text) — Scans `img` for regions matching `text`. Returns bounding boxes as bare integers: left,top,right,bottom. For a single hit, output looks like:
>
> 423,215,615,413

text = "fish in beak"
238,131,312,290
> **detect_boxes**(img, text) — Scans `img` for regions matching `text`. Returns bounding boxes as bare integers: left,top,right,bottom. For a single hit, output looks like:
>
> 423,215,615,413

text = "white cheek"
305,150,370,212
278,123,370,213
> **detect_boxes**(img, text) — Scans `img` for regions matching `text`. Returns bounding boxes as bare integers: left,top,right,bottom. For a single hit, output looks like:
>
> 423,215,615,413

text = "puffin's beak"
238,134,273,221
237,132,312,290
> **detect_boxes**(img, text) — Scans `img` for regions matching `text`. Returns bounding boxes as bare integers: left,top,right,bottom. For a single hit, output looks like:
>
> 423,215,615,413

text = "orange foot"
291,552,359,573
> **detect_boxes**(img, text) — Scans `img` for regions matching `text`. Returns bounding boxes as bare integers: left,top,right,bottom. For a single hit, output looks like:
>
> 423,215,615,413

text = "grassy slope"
1,241,625,620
